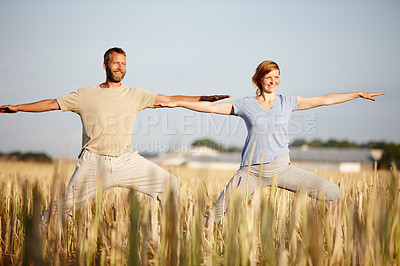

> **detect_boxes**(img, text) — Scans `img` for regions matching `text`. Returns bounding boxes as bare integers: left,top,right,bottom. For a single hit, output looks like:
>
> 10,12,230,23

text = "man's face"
104,52,126,83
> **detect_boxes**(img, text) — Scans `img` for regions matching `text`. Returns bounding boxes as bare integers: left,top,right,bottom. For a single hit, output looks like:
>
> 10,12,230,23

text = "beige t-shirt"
57,85,157,157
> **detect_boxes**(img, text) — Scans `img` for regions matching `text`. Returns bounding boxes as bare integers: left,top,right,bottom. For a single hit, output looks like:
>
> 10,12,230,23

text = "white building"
289,146,378,173
153,146,241,170
152,145,381,173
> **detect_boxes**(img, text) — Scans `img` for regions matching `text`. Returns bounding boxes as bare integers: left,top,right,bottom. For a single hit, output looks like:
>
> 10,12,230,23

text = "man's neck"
99,80,122,88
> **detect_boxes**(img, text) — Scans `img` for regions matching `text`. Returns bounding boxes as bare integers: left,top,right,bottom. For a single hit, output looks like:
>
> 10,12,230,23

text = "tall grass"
0,159,399,265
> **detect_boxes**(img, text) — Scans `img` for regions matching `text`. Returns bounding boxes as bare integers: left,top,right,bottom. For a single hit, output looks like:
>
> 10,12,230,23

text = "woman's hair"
252,60,280,96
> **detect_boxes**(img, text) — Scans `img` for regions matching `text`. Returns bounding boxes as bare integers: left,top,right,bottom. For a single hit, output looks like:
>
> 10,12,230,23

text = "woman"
162,60,385,224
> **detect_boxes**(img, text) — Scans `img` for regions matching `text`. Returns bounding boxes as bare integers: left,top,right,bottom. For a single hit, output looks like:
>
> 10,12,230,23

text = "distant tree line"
191,138,400,169
291,139,400,169
0,151,53,163
291,139,361,148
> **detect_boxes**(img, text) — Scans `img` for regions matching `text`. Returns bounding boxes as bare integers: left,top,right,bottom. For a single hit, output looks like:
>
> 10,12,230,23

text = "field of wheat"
0,159,399,265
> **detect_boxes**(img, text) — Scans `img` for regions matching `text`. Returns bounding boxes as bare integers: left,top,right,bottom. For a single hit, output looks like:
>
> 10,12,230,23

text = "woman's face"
260,69,280,94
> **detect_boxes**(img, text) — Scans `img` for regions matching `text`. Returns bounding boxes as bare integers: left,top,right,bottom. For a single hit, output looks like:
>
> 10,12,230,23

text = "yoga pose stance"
161,60,385,223
0,47,229,226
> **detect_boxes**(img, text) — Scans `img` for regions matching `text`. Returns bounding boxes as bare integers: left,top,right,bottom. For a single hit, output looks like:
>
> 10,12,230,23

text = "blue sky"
0,0,399,158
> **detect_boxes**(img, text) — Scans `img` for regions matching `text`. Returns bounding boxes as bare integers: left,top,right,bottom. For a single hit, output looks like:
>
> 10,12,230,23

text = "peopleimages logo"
126,112,318,154
135,112,318,136
289,112,317,135
131,141,197,154
81,111,318,136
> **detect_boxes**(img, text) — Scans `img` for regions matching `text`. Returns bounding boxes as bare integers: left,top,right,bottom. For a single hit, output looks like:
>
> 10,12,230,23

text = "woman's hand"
156,101,180,108
156,100,233,114
359,92,386,101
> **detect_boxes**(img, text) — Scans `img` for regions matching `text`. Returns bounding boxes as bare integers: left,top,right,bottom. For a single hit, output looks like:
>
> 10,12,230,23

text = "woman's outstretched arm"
297,92,385,110
160,100,234,115
153,94,230,108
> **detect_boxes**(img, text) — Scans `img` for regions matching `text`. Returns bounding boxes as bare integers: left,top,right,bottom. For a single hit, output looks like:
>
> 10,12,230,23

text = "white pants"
209,154,341,222
42,150,178,224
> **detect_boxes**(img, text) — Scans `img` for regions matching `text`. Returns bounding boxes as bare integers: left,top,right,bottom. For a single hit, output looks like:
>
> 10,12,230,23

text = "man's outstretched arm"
0,99,60,113
153,94,230,108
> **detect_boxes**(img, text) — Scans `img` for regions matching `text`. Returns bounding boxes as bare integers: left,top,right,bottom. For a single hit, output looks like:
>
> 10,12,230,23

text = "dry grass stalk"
0,159,399,265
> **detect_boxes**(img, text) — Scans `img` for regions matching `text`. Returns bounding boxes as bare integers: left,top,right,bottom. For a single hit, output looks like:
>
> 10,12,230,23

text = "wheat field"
0,159,399,265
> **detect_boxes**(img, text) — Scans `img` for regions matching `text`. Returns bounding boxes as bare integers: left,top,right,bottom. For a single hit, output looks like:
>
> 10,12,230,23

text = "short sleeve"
57,90,80,113
231,97,246,116
134,87,157,110
282,95,298,112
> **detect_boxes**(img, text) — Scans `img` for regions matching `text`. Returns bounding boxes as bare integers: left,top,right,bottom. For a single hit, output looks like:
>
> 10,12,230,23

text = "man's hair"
104,47,126,65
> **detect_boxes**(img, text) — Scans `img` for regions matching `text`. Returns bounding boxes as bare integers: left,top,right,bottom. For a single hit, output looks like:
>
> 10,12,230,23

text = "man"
0,47,229,225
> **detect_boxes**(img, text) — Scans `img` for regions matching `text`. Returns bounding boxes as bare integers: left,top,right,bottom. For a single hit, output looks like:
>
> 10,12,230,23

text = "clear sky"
0,0,399,158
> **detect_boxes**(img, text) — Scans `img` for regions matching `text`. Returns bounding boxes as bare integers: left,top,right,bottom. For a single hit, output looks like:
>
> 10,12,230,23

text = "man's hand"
199,95,231,102
0,105,18,113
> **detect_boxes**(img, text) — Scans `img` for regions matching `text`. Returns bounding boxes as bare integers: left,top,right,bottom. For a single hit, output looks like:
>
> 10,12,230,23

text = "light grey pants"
209,154,341,223
42,150,178,224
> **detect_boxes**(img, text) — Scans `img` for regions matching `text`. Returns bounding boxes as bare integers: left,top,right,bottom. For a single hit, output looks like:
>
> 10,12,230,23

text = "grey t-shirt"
232,95,297,166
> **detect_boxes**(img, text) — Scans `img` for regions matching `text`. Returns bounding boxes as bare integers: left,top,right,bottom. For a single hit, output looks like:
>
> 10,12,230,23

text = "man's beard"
106,67,126,83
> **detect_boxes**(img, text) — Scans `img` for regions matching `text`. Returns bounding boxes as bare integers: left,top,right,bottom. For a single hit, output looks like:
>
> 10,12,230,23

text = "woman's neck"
257,91,276,102
256,92,277,110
